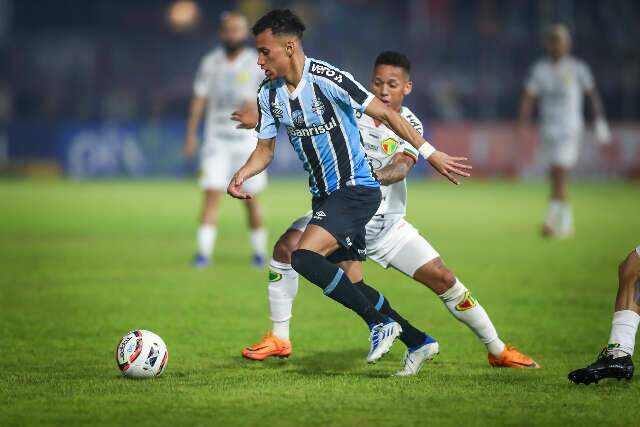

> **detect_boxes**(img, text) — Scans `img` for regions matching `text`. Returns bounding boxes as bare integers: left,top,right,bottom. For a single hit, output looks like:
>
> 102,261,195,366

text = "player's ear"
285,39,296,57
403,80,413,96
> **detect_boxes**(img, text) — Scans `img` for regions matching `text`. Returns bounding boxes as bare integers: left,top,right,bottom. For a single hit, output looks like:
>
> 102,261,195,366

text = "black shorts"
308,185,382,263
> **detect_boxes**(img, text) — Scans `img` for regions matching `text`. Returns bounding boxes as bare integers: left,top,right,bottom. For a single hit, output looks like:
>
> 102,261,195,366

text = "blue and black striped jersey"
255,57,379,198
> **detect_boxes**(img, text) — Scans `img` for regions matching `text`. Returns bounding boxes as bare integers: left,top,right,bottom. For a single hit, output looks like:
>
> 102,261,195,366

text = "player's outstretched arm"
364,97,471,185
586,89,611,145
230,101,259,129
518,91,536,127
375,153,415,185
184,96,207,160
227,138,276,199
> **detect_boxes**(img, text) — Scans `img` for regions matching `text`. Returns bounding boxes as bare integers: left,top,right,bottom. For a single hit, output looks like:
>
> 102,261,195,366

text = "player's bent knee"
290,249,313,276
619,251,640,283
273,238,295,264
440,269,456,288
272,230,302,264
415,258,456,291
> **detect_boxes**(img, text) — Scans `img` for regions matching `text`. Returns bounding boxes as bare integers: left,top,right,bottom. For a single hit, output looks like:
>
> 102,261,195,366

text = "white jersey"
525,56,594,136
193,47,264,150
357,106,422,218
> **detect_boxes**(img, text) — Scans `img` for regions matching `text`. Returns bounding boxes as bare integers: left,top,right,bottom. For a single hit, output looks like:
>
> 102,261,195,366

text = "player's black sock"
356,281,428,348
291,249,385,326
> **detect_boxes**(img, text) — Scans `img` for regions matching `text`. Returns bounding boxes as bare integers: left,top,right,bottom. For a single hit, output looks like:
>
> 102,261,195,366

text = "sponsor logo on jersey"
368,158,382,170
455,291,477,311
292,110,306,127
268,269,282,282
310,63,344,83
345,236,352,247
271,100,285,119
311,99,325,115
381,138,398,156
357,248,367,255
404,114,423,133
364,143,379,152
286,117,337,137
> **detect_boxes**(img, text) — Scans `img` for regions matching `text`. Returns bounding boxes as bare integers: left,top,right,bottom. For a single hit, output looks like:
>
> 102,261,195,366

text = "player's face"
371,64,412,111
220,15,249,51
546,31,570,60
255,29,291,80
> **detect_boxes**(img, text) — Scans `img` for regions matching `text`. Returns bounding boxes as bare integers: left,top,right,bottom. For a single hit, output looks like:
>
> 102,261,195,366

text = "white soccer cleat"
393,340,439,377
367,321,402,364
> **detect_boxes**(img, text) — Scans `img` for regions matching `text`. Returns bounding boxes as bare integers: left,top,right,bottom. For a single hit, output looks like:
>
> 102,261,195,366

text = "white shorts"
366,217,439,277
636,245,640,257
199,146,267,193
541,131,582,168
286,213,439,277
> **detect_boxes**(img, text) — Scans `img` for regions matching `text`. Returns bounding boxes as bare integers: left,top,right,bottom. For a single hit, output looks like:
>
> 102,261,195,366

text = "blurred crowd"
4,0,640,124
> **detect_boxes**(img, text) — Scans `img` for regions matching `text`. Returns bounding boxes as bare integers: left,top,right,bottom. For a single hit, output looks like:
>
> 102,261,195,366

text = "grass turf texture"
1,179,639,426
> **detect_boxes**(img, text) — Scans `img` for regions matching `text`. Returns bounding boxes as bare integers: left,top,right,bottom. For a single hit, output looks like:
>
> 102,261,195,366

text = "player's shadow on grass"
216,348,393,378
289,348,391,378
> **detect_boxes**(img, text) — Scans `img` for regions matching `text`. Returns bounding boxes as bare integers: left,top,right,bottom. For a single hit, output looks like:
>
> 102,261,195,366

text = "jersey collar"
287,56,310,100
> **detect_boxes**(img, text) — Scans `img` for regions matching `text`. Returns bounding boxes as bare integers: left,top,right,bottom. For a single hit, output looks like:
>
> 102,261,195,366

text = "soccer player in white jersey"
184,12,268,268
236,51,538,375
519,24,611,239
569,245,640,384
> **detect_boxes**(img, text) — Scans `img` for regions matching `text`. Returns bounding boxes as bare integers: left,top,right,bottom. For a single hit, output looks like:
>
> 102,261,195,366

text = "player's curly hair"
375,51,411,74
252,9,306,39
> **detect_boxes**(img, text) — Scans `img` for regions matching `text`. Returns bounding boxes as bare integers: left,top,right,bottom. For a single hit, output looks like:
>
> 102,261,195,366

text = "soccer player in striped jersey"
227,9,470,363
569,245,640,384
237,51,539,375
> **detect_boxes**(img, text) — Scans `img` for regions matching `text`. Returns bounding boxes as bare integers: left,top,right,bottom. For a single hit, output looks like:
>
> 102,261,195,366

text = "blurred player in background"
569,245,640,384
519,24,611,239
236,51,538,375
184,12,268,268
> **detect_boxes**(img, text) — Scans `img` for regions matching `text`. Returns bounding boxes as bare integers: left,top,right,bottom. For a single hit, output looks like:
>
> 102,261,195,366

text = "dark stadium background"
2,0,639,179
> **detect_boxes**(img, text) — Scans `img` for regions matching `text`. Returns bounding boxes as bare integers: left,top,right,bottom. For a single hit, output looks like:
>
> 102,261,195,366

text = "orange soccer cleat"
241,332,292,361
488,345,540,369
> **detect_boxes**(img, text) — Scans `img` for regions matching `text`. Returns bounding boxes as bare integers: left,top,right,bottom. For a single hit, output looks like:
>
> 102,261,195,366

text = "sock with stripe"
355,281,429,348
290,249,385,327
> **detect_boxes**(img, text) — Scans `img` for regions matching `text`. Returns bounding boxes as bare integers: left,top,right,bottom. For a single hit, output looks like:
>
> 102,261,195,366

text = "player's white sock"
439,279,505,357
250,228,268,257
608,310,640,357
197,225,217,259
544,200,563,232
268,260,299,341
557,202,574,236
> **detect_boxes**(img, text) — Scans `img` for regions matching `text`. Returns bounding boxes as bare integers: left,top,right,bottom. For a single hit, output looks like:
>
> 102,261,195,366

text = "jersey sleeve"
255,86,278,140
309,60,375,113
399,109,423,162
524,63,542,96
577,61,595,91
193,55,214,97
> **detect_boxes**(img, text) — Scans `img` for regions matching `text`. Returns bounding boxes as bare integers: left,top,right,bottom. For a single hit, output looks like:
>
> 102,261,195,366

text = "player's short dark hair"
375,51,411,75
252,9,306,39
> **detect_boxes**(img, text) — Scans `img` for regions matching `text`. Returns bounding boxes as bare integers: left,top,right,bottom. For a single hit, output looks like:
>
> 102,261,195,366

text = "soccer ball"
115,330,168,378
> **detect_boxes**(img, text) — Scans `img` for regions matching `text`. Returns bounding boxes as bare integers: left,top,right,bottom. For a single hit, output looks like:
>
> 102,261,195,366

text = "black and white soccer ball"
115,330,168,378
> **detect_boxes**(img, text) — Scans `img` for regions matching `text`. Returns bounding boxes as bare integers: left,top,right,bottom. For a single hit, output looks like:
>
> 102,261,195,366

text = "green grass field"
1,179,639,426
